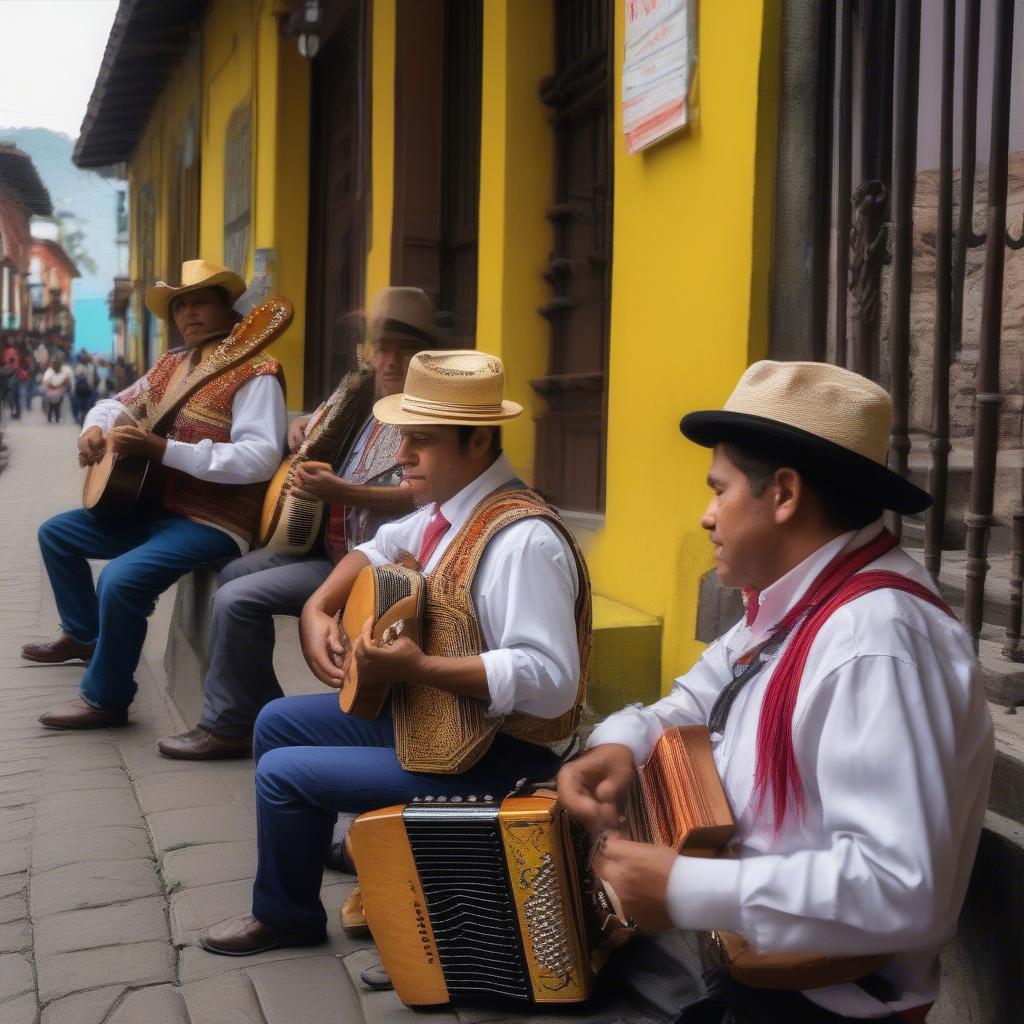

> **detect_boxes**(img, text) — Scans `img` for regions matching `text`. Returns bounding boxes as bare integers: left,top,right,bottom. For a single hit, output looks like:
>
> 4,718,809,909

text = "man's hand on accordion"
591,836,676,934
557,743,636,831
299,605,349,688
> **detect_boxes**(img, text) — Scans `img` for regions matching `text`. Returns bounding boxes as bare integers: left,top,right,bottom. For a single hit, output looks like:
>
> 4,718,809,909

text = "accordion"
350,726,734,1007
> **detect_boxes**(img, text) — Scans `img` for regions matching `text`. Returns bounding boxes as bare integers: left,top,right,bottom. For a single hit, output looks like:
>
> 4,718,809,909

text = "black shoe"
360,962,393,991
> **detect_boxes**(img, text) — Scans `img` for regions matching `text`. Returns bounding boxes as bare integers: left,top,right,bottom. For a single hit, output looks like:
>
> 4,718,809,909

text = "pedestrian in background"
71,351,97,426
2,336,21,420
41,354,72,423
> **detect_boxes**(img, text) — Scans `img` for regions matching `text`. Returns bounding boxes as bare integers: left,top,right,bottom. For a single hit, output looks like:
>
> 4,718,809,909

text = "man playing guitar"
23,259,287,731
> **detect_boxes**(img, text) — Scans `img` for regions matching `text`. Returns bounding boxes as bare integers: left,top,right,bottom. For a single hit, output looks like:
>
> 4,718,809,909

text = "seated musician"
157,287,434,760
23,259,286,730
558,361,994,1024
200,350,590,956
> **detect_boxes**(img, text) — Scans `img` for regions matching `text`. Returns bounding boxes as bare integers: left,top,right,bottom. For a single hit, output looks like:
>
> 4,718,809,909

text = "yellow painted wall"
126,0,310,404
475,0,555,482
582,0,781,691
365,0,397,312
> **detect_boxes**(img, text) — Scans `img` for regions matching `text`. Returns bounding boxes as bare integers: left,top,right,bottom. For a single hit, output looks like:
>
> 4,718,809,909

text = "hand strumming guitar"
78,426,106,467
299,604,349,688
293,461,346,502
352,616,425,691
108,425,168,462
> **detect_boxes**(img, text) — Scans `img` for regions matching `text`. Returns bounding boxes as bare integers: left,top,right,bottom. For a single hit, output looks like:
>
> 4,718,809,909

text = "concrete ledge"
589,595,662,716
162,567,222,727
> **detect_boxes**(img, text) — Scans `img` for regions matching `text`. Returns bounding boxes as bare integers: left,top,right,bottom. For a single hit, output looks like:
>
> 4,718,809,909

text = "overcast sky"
0,1,118,140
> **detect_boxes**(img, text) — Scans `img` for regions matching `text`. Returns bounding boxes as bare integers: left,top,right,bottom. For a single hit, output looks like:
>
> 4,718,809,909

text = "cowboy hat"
368,287,441,348
680,360,932,514
145,259,247,321
373,350,523,426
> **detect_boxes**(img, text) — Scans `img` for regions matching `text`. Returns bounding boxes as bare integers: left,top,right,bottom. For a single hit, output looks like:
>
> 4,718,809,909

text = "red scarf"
752,530,956,832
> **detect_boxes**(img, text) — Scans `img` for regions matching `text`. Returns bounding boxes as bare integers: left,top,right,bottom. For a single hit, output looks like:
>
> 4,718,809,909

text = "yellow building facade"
80,0,781,704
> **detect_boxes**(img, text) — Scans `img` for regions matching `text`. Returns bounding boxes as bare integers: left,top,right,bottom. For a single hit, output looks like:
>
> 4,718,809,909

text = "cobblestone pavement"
0,413,397,1024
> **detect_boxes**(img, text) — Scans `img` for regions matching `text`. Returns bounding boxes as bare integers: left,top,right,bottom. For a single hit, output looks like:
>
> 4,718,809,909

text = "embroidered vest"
392,485,592,774
118,348,283,547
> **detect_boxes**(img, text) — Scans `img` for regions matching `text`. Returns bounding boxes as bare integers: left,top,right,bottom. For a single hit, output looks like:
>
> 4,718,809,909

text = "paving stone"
0,871,27,898
0,951,33,1001
34,895,168,959
37,767,129,795
182,971,272,1024
170,878,254,946
149,804,257,855
162,840,258,892
136,772,254,816
40,984,127,1024
41,746,123,771
0,838,29,876
36,788,142,830
0,893,28,924
249,954,363,1024
107,984,189,1024
0,790,34,809
0,917,31,952
36,940,176,1003
32,823,152,872
0,992,38,1024
30,860,161,918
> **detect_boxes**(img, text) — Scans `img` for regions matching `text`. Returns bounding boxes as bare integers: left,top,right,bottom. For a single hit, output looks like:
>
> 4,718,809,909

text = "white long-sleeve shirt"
82,374,286,485
588,523,993,1019
355,452,581,723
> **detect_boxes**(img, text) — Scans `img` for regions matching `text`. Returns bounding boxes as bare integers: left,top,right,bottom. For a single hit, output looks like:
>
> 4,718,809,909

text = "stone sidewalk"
0,413,396,1024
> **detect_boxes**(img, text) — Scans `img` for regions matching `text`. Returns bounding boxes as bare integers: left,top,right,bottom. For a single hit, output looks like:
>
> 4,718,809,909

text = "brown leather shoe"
22,634,95,664
200,913,327,957
39,698,128,730
158,726,252,761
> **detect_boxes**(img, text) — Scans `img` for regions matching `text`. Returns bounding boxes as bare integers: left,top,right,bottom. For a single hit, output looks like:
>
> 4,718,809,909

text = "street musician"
200,349,592,958
24,259,286,731
558,361,994,1023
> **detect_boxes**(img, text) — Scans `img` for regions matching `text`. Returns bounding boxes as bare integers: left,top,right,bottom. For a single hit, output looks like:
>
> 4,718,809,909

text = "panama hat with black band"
679,360,932,515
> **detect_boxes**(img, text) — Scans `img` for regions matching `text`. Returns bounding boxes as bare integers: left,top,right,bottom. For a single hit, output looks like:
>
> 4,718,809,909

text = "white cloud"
0,1,119,139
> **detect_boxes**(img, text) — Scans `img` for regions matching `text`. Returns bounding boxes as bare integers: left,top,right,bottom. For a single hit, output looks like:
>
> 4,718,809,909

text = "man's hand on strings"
77,426,106,466
299,605,349,688
287,413,312,453
591,836,676,934
353,617,423,688
557,743,636,832
293,461,346,502
108,425,167,462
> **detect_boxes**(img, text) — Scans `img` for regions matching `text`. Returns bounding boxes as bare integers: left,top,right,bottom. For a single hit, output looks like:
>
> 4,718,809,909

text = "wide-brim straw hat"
368,286,441,348
680,360,932,514
145,259,247,322
374,350,523,426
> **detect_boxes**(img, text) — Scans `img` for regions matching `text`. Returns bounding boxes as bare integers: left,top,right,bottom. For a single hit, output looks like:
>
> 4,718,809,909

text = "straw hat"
680,360,931,513
145,259,247,321
373,350,523,426
368,287,440,347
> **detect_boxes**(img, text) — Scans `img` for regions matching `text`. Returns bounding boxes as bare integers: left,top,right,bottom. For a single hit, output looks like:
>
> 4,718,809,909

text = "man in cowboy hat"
157,287,436,760
24,259,288,731
201,349,591,956
558,361,993,1023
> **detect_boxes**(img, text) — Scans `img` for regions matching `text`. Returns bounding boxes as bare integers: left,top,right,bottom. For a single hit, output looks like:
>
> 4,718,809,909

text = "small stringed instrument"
337,560,424,718
82,296,293,519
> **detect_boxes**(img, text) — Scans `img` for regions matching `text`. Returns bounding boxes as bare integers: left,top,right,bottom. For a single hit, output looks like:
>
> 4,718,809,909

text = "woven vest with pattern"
117,349,283,547
393,485,592,773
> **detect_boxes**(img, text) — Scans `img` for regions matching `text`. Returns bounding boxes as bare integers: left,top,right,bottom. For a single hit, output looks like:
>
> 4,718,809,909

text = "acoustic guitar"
82,296,293,519
337,561,424,718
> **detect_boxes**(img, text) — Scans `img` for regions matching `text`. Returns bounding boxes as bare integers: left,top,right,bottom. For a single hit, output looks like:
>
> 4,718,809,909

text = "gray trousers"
198,547,333,737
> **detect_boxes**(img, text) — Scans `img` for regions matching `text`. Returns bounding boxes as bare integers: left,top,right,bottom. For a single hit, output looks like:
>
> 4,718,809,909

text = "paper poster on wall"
623,0,698,154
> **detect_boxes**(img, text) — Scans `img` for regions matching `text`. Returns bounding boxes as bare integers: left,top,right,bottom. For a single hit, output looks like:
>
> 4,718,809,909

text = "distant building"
0,142,52,330
29,220,79,338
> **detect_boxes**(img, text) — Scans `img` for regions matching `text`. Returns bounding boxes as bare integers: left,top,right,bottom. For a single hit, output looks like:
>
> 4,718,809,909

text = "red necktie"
417,506,450,566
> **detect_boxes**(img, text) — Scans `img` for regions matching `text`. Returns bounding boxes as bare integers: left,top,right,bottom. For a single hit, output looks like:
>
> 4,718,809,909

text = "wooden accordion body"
351,726,734,1007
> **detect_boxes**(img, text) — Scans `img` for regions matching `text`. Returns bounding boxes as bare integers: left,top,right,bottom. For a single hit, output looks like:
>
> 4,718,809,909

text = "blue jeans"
37,508,240,708
251,693,560,933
